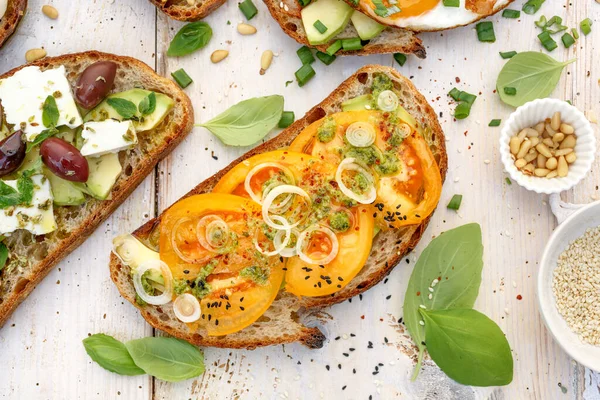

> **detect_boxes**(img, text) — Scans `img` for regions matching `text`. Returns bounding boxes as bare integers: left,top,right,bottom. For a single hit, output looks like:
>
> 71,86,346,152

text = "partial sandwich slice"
109,65,446,349
264,0,426,58
148,0,226,21
0,0,27,49
0,51,194,327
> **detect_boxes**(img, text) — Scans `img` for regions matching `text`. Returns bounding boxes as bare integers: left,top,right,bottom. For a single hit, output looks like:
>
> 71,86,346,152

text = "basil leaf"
403,223,483,380
42,95,59,128
0,181,21,208
138,92,156,116
16,173,34,205
420,309,513,387
0,242,7,272
125,337,205,382
199,95,284,146
106,98,138,119
167,21,213,57
83,334,145,376
26,128,58,153
496,52,576,107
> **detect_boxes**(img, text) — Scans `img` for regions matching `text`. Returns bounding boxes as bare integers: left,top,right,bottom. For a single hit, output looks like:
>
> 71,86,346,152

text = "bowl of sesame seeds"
538,200,600,371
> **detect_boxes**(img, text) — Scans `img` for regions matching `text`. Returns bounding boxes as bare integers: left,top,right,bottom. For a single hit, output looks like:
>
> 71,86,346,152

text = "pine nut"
517,129,529,141
42,5,59,19
555,148,573,157
238,23,257,35
552,132,565,143
509,137,522,155
516,140,532,159
536,143,552,158
210,50,229,63
534,122,545,134
546,170,558,178
260,50,273,75
515,158,527,169
542,138,554,147
524,128,539,137
557,156,568,177
551,112,561,131
560,123,574,134
529,137,540,147
524,151,538,163
560,135,576,149
565,152,577,164
25,48,47,62
545,123,556,136
537,154,547,169
534,168,551,177
546,157,558,170
523,163,535,174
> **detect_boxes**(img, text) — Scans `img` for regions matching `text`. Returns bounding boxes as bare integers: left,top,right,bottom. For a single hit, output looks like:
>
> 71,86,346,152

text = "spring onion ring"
335,158,377,204
296,225,340,265
377,90,399,112
171,217,200,263
132,259,173,305
244,162,295,205
345,122,376,148
274,228,300,257
261,185,311,230
196,215,230,253
173,293,201,323
253,215,291,256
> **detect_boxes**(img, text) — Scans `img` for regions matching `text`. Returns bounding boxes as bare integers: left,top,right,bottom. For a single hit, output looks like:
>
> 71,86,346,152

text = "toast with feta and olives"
264,0,426,58
0,51,193,327
109,64,446,349
148,0,226,21
0,0,27,49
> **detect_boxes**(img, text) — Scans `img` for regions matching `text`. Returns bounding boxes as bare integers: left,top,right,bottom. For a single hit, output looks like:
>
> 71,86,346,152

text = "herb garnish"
106,98,138,120
0,168,37,208
42,95,59,128
138,92,156,116
167,21,213,57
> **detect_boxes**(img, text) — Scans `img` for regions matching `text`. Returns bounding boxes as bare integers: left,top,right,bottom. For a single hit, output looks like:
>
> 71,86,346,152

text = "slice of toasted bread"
263,0,426,58
148,0,226,21
110,65,446,349
0,51,194,327
0,0,26,49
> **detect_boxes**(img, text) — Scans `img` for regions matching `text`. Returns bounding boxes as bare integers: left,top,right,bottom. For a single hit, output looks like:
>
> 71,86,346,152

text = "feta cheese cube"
80,120,138,158
0,175,57,236
0,65,83,141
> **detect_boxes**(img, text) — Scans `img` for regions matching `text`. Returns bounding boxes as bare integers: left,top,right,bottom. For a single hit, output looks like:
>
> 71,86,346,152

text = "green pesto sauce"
371,74,393,108
375,151,399,176
345,145,379,166
329,211,350,232
191,259,218,299
317,117,337,143
240,265,269,285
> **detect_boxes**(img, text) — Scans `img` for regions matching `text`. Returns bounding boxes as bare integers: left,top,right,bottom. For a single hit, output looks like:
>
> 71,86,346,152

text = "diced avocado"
112,234,160,269
302,0,353,45
351,11,386,40
83,89,174,132
85,153,122,200
44,167,85,206
342,94,372,111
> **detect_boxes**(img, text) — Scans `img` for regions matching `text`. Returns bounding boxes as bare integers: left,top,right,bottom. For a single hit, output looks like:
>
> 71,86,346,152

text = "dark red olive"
0,130,26,177
75,61,118,109
40,138,89,182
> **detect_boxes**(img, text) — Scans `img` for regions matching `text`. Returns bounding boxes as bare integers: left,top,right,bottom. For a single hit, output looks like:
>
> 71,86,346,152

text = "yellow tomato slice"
288,110,442,230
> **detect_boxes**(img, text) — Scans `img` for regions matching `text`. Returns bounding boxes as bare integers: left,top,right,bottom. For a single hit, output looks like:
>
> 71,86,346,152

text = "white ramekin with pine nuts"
500,98,596,194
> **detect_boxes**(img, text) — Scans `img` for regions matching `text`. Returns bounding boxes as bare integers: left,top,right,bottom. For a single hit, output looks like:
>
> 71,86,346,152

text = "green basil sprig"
83,334,205,382
496,52,575,107
42,95,59,128
167,21,213,57
0,168,37,208
138,92,156,116
106,98,138,120
198,95,284,146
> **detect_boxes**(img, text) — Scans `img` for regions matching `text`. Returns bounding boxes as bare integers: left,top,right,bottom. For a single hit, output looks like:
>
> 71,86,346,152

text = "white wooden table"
0,0,598,398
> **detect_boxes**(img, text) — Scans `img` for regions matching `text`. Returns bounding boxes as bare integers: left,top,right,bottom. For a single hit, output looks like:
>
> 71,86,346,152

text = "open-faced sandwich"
0,51,193,327
110,65,447,349
0,0,26,49
149,0,226,21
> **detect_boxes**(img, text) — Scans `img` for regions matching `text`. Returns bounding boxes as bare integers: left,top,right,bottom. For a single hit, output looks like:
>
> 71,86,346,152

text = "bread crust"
0,0,27,49
0,51,194,327
148,0,227,21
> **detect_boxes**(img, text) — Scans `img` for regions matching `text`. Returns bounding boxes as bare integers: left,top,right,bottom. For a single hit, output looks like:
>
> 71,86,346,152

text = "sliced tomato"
288,110,442,230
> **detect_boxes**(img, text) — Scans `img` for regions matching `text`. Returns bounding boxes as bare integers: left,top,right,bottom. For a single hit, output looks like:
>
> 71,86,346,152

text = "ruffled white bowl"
499,99,596,194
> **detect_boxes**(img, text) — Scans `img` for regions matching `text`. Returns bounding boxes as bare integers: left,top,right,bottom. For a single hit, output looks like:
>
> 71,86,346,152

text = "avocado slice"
342,94,372,111
44,168,86,206
302,0,353,45
85,153,122,200
83,89,174,132
351,11,386,40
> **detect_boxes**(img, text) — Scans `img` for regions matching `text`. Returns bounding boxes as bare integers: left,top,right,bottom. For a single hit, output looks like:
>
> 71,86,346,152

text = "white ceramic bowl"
500,99,596,194
538,201,600,371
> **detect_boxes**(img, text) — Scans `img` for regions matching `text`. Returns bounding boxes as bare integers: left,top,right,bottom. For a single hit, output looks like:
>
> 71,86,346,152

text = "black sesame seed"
326,365,330,371
343,353,349,357
386,295,391,300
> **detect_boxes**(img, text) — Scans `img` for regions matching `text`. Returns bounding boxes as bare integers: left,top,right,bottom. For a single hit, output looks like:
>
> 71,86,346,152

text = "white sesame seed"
428,287,434,292
284,4,289,11
428,293,433,300
419,304,427,309
419,320,425,326
342,334,348,339
454,177,460,182
484,159,491,164
504,308,510,315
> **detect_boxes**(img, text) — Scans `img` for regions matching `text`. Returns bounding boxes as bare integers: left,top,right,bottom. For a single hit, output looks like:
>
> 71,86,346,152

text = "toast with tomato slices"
148,0,226,21
0,51,194,327
110,65,446,349
0,0,26,49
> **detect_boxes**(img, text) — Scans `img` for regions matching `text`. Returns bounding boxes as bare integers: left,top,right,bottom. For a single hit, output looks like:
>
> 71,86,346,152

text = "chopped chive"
566,100,572,105
581,18,592,35
171,69,192,88
448,88,462,101
561,32,575,48
278,111,295,128
316,51,336,65
505,177,512,185
502,9,520,18
372,0,389,17
442,0,459,7
454,102,472,119
538,31,557,51
449,88,477,105
313,20,328,34
298,0,311,5
522,0,545,15
535,15,547,28
499,51,517,59
295,64,315,87
326,40,342,56
393,53,407,66
341,37,363,51
476,21,496,42
504,87,517,95
447,194,463,210
297,46,315,65
488,119,501,127
571,28,579,39
238,0,258,20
